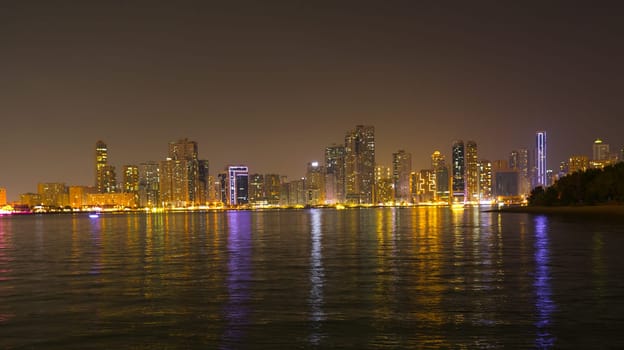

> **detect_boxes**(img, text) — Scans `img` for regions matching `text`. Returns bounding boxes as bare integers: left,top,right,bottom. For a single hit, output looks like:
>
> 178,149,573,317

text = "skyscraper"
592,138,610,162
392,150,412,203
535,131,547,188
159,157,190,207
248,173,265,204
465,141,479,203
138,162,159,207
305,162,325,205
374,166,393,204
167,138,200,205
568,155,589,174
478,159,492,201
227,166,249,206
510,148,530,195
451,140,465,203
123,165,139,193
431,151,449,203
344,125,375,204
0,187,7,206
95,141,116,193
264,174,282,205
198,160,210,205
324,144,346,204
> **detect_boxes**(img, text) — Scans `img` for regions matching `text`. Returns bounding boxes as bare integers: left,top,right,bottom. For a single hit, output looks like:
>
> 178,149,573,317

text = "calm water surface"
1,208,623,349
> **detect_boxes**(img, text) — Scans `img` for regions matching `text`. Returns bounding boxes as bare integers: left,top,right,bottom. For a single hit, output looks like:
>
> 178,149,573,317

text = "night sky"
1,1,623,201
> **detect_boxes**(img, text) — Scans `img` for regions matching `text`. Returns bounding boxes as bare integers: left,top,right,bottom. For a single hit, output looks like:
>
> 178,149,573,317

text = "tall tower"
227,166,249,206
139,162,160,207
510,148,530,195
305,162,325,205
465,141,479,203
432,151,449,202
392,150,412,203
325,144,346,204
478,159,492,201
535,131,547,188
95,141,108,193
452,140,465,203
344,125,375,204
123,165,139,193
166,138,200,205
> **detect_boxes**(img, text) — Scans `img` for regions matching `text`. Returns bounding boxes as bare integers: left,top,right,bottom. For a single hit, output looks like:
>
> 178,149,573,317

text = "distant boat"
88,212,100,218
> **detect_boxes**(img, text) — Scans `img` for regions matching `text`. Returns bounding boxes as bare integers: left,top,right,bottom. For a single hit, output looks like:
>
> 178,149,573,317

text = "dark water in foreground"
1,208,624,349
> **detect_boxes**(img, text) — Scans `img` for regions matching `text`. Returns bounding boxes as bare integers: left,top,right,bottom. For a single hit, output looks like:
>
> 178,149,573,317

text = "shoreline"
489,204,624,216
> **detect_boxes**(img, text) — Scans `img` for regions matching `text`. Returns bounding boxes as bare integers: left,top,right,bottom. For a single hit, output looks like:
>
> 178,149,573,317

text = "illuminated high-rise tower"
478,159,492,201
451,140,465,203
392,150,412,203
138,162,159,207
325,144,346,204
344,125,375,204
535,131,547,188
305,162,325,205
431,151,449,202
123,165,139,193
164,138,203,205
465,141,479,203
227,165,249,206
95,141,109,193
510,148,530,195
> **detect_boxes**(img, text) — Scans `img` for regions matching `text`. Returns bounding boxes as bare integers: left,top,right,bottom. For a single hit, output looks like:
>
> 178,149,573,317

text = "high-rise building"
95,140,108,193
95,141,117,193
392,150,412,203
451,140,465,203
465,141,479,203
568,155,589,174
325,144,346,204
345,125,375,204
415,169,436,203
249,174,265,204
431,151,449,203
375,166,394,204
305,162,325,205
123,165,139,193
167,138,200,205
535,131,547,188
510,148,530,195
227,166,249,206
198,160,210,205
0,187,6,206
593,139,610,162
478,160,492,201
264,174,282,205
217,173,228,204
159,158,190,207
138,162,159,207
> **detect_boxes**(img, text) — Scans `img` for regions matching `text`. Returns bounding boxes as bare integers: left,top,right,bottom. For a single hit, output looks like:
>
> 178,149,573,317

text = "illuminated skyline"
1,2,623,201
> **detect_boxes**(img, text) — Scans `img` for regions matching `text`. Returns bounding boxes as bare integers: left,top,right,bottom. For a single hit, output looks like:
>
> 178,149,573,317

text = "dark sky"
1,1,623,201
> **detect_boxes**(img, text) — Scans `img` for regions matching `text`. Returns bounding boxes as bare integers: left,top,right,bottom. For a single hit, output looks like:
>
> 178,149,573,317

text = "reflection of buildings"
534,216,555,348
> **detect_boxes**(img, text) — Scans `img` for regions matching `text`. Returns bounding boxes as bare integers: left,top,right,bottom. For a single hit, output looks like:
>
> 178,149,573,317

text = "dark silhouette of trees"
529,162,624,206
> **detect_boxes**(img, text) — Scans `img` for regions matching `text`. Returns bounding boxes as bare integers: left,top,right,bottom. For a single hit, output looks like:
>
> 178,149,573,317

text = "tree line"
529,162,624,206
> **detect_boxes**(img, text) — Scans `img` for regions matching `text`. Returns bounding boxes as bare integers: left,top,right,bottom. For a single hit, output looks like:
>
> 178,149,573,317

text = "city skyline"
2,2,623,201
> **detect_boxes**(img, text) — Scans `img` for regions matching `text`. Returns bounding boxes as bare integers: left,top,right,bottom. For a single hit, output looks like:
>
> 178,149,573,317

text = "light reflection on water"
0,208,623,348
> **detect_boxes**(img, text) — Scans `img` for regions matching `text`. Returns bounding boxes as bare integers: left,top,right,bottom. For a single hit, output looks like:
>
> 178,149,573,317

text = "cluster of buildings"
1,126,622,212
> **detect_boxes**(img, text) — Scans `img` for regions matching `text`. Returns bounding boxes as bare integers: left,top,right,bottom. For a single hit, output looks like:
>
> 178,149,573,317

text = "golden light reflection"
412,207,447,346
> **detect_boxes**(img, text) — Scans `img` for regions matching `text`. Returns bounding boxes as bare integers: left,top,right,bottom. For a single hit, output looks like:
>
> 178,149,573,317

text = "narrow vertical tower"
95,140,108,193
451,140,465,203
535,131,547,188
